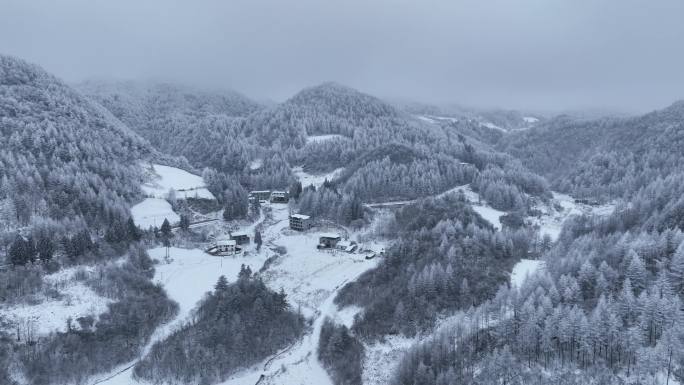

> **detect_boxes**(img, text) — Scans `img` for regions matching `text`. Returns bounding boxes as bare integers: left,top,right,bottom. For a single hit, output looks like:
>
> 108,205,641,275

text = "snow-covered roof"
216,239,236,246
319,233,341,239
291,214,310,220
271,191,288,195
337,240,352,248
231,232,249,237
250,190,270,194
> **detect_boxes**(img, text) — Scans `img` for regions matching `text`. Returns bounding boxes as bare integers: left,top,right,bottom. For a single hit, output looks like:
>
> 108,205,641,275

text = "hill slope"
0,55,153,235
499,101,684,200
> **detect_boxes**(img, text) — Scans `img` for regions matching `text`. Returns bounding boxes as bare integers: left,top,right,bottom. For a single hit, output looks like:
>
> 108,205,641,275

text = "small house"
289,214,312,231
336,240,358,253
318,233,342,249
249,190,272,202
230,231,250,245
207,239,237,255
270,191,289,203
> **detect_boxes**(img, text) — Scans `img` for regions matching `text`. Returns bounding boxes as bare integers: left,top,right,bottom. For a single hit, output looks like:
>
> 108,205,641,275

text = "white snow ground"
362,335,416,385
130,198,180,229
292,166,345,189
141,163,215,200
480,121,506,131
90,216,271,385
91,203,381,385
221,204,381,385
0,266,112,338
510,259,545,289
442,185,505,230
306,134,346,144
523,116,539,123
415,115,459,124
528,192,616,241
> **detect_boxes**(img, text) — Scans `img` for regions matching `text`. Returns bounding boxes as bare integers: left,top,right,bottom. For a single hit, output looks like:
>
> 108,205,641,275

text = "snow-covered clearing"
130,197,180,229
141,163,215,200
510,259,545,289
441,185,505,230
293,166,344,189
480,121,505,131
249,158,263,170
415,115,458,124
91,213,271,385
362,335,416,385
220,205,381,385
1,266,112,338
523,116,539,123
528,192,616,241
306,134,346,144
93,203,382,385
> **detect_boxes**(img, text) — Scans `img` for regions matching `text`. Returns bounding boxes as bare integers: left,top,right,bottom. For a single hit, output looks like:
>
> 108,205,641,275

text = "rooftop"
291,214,311,219
319,232,341,239
216,239,236,246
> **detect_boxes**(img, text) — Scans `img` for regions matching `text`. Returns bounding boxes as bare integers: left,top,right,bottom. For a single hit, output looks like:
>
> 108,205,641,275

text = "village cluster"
205,189,378,259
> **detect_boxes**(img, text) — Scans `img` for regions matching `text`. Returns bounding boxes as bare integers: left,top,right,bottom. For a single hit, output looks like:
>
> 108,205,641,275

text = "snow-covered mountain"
0,55,155,231
499,100,684,201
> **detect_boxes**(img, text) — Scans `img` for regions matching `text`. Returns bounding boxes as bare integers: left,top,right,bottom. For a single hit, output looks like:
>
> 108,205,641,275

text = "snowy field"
415,115,459,124
480,121,505,131
362,335,416,385
92,203,382,385
130,197,180,229
510,259,545,289
220,205,382,385
442,185,505,230
306,134,346,144
528,192,616,241
92,219,271,385
141,163,215,200
1,266,112,338
523,116,539,123
293,166,345,189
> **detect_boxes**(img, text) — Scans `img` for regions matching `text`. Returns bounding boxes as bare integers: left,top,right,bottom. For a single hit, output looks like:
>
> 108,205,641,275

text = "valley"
2,49,684,385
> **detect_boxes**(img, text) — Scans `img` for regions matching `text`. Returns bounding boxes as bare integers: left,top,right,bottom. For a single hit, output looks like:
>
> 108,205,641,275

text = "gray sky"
1,0,683,113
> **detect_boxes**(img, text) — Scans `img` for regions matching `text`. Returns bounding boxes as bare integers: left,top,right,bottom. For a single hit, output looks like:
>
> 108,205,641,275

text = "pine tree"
160,218,172,238
670,242,684,293
179,214,190,231
625,250,647,293
254,230,262,251
9,235,29,266
127,217,142,241
214,275,229,292
36,235,54,262
238,264,252,280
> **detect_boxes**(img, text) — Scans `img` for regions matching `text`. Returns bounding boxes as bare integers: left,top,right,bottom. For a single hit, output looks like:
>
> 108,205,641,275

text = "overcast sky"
1,0,683,113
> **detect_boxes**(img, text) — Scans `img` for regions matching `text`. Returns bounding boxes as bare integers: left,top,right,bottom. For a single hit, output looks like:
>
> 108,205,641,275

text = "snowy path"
89,214,270,385
219,205,380,385
87,205,379,385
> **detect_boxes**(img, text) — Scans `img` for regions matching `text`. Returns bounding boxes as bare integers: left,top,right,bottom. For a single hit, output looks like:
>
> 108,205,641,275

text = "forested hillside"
134,268,305,385
499,101,684,201
0,55,157,254
336,193,537,339
390,104,684,385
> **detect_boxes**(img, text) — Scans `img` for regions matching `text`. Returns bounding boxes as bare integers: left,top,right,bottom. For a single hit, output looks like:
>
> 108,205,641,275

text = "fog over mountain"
1,0,683,112
5,3,684,385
